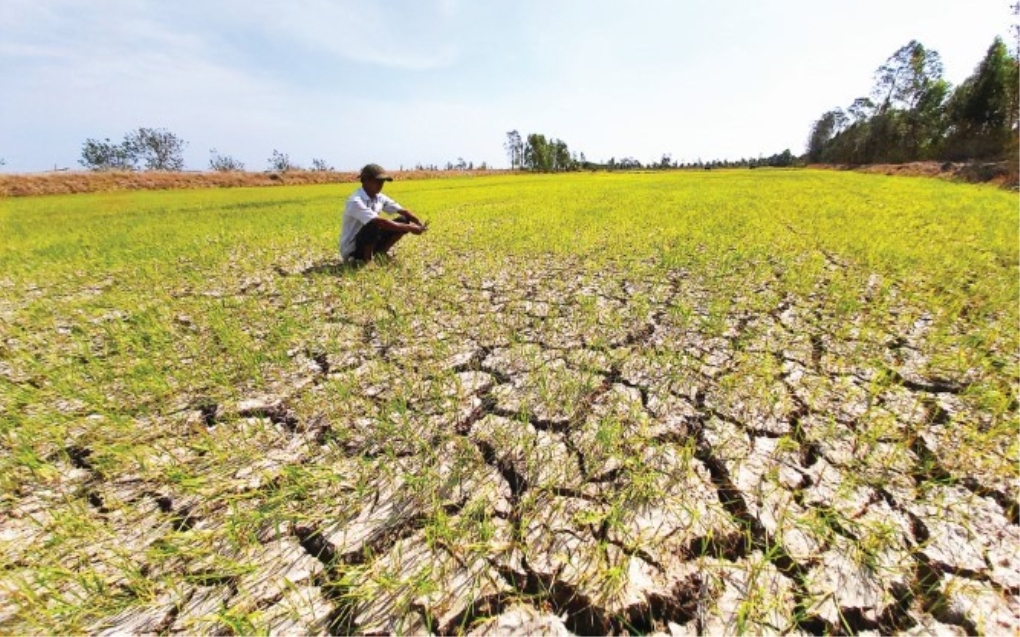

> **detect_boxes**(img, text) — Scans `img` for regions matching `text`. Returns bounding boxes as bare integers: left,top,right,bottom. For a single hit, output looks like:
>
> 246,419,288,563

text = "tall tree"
847,97,875,124
524,133,551,171
906,78,951,158
873,41,944,113
1013,2,1020,58
551,138,571,171
504,130,523,170
806,109,847,162
944,37,1018,159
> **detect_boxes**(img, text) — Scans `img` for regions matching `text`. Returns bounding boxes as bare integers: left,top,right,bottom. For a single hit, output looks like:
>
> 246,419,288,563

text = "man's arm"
370,216,425,234
380,195,422,225
396,208,422,224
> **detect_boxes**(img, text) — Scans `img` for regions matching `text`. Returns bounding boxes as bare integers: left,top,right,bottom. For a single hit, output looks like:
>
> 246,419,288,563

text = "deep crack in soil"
21,253,1018,636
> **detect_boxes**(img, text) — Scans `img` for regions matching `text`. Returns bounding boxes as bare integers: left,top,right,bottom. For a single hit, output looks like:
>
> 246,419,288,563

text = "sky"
0,0,1013,173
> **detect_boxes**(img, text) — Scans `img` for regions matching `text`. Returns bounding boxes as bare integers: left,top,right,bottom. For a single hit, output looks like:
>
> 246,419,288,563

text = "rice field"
1,170,1017,634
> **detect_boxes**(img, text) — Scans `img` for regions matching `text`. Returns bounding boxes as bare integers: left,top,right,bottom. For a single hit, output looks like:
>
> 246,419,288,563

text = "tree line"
78,129,334,172
77,130,494,174
807,37,1018,165
503,130,658,172
504,130,797,172
503,131,581,172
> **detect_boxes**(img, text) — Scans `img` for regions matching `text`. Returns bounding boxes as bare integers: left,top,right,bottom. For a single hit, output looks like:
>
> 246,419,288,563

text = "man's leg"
375,231,406,257
352,241,375,262
353,222,383,262
375,217,410,258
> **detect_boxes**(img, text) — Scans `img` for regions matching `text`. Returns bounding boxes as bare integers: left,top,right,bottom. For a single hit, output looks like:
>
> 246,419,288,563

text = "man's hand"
400,209,421,225
408,222,427,235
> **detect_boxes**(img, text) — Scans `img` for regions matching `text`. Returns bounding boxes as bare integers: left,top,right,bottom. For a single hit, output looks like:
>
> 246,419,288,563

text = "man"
339,163,426,263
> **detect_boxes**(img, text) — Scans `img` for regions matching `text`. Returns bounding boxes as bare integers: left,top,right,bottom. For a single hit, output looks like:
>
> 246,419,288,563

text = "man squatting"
339,163,427,263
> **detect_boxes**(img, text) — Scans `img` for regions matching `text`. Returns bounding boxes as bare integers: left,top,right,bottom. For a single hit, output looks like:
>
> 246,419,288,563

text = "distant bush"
209,149,245,172
267,150,299,172
80,127,187,171
79,138,135,171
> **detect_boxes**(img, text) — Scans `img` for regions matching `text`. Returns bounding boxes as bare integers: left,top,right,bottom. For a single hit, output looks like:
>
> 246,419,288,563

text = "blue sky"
0,0,1012,172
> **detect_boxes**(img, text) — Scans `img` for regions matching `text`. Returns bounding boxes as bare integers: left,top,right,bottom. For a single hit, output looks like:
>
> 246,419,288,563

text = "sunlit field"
1,170,1017,634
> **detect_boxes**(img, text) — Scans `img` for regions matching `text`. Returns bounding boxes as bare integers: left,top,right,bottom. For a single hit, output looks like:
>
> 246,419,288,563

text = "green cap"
359,163,393,182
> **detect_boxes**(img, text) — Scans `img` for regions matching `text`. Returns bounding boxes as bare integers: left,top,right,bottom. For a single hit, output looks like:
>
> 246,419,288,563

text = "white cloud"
216,0,460,70
0,0,1011,172
0,0,474,169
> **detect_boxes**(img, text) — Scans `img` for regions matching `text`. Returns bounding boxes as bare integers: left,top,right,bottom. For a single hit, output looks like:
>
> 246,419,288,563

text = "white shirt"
339,187,404,259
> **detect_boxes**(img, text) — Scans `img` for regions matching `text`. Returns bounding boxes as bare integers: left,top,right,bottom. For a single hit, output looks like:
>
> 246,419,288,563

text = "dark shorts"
354,216,409,254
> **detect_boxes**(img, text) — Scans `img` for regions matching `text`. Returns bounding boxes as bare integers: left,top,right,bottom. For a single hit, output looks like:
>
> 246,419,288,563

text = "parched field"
1,171,1017,635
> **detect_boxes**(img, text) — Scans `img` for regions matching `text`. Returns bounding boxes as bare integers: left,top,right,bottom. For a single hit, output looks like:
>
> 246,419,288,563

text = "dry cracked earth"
3,253,1018,635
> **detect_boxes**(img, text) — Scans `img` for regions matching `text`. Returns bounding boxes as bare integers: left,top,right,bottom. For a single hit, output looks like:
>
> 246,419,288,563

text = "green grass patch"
1,170,1016,633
